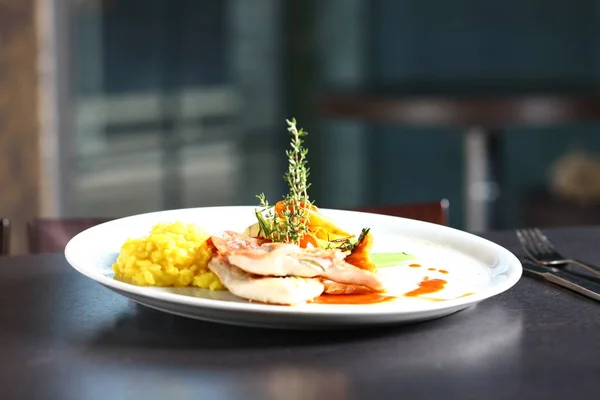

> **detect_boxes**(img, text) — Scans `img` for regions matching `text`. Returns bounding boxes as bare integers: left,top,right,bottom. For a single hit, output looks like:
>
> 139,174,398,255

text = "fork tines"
516,228,558,259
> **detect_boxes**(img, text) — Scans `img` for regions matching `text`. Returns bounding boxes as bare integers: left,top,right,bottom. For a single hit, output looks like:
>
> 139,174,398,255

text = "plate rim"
64,205,523,317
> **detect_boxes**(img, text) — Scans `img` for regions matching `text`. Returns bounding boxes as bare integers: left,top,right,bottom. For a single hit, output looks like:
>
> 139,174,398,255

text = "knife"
522,259,600,302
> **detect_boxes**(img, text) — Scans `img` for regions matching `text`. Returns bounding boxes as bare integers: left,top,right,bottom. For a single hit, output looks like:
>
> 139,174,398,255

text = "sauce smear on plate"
312,293,395,305
404,278,447,297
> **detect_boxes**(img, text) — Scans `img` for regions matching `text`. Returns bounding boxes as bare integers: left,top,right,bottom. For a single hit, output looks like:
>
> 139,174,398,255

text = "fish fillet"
211,230,267,253
208,255,325,305
219,240,386,292
226,243,324,277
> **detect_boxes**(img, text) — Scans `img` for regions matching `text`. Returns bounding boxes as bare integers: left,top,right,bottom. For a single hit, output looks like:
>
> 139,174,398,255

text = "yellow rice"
112,222,224,290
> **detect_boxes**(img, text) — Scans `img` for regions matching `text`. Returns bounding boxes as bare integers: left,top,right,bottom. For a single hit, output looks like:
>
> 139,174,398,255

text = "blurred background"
3,0,600,253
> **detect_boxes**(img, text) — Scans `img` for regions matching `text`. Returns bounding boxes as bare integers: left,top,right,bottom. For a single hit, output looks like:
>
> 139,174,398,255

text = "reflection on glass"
70,0,282,218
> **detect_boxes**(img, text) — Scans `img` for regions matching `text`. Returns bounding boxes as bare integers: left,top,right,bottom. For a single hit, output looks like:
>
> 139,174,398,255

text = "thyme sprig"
254,118,313,245
283,118,311,205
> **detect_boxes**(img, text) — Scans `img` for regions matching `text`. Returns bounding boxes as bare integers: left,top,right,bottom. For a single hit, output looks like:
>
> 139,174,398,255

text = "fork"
516,228,600,278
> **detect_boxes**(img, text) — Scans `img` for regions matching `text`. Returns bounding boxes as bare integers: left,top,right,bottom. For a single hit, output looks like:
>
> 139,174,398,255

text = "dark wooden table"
1,227,599,399
319,83,600,231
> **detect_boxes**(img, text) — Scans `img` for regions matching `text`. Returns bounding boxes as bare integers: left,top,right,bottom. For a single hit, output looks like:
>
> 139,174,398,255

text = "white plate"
64,206,522,329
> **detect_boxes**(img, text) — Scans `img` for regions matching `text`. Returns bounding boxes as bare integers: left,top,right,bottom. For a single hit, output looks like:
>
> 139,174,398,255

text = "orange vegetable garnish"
299,233,319,248
344,230,377,272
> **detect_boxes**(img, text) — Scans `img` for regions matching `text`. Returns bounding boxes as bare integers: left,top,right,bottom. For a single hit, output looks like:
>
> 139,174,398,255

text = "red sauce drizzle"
439,269,449,274
428,267,436,271
206,237,218,253
404,278,447,297
409,263,421,268
312,293,395,305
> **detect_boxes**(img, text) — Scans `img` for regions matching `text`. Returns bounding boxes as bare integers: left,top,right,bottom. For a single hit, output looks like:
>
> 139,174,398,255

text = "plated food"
112,119,415,305
65,204,521,328
112,221,222,290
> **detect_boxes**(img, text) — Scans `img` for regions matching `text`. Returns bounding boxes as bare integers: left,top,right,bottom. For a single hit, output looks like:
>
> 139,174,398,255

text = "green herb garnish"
255,118,314,245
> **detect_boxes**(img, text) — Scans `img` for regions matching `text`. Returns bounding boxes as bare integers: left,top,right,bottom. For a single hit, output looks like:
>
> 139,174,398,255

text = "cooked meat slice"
207,255,325,305
211,231,387,293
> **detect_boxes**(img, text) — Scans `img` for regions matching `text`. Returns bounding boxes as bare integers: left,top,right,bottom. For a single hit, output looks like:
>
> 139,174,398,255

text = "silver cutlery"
516,228,600,278
521,258,600,302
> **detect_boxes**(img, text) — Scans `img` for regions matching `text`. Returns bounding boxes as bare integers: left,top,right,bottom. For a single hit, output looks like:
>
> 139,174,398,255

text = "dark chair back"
28,218,113,254
1,218,10,256
352,199,449,225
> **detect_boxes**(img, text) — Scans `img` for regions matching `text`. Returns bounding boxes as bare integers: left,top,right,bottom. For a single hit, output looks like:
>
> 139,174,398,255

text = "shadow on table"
84,302,480,350
79,302,524,376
